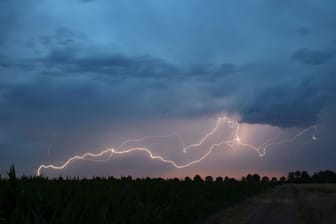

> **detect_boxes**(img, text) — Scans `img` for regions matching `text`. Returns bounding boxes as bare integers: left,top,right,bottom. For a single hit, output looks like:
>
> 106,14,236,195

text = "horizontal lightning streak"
37,117,317,176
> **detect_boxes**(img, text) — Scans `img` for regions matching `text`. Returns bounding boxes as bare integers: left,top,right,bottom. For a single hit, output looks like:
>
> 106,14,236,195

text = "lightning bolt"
258,125,317,156
37,116,317,176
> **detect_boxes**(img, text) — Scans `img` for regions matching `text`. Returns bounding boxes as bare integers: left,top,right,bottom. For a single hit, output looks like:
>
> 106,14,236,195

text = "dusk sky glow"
1,0,336,178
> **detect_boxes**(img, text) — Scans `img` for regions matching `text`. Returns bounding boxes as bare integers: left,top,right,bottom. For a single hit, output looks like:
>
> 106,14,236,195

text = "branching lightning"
37,116,317,176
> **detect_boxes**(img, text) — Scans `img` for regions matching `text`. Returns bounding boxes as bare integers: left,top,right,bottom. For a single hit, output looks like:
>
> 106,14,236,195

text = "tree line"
1,165,335,184
287,170,336,183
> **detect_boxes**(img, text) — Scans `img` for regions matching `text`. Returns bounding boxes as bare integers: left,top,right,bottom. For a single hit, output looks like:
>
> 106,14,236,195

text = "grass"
295,184,336,224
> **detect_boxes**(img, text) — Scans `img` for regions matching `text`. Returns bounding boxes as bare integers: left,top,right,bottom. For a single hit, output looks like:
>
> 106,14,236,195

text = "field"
1,167,335,224
295,184,336,224
206,184,336,224
0,168,274,224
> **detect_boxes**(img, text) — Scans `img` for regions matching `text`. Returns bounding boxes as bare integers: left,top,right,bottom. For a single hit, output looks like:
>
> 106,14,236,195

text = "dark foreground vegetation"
0,166,335,224
287,170,336,183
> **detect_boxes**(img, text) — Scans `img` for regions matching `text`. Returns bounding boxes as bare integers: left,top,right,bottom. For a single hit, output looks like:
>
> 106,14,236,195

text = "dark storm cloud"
0,55,10,68
0,1,20,46
0,78,137,128
0,0,35,48
216,64,238,75
79,0,96,2
39,28,84,48
239,59,336,127
2,52,335,130
186,63,238,81
2,20,336,128
297,27,312,36
1,29,336,130
38,50,180,80
240,82,327,127
292,48,336,65
1,0,336,175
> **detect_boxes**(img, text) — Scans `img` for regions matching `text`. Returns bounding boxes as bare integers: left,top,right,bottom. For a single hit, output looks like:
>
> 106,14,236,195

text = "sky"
1,0,336,178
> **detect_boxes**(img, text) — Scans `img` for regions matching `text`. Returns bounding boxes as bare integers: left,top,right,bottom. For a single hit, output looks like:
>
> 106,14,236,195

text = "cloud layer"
1,0,336,175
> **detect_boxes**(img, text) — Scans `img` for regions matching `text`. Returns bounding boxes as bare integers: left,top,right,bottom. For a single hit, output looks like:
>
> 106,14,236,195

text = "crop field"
0,167,274,224
2,167,335,224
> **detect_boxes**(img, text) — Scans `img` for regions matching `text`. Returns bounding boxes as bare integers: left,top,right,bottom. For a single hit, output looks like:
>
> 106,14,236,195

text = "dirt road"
245,185,300,224
205,184,301,224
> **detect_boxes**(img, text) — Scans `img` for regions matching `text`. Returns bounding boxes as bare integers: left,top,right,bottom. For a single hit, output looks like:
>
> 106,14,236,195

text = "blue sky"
1,0,336,177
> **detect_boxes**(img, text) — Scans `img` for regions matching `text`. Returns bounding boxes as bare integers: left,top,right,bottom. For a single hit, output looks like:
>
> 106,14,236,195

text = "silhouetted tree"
246,174,260,182
205,176,213,183
229,178,237,182
311,170,336,183
7,164,17,190
261,176,269,182
224,176,230,183
279,176,286,183
184,176,192,182
301,171,310,183
287,170,322,183
252,174,261,182
6,164,18,211
215,176,223,183
193,175,203,182
108,176,116,181
172,178,180,183
295,171,301,180
123,176,133,181
246,174,253,182
271,177,277,183
7,165,16,180
288,172,295,182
